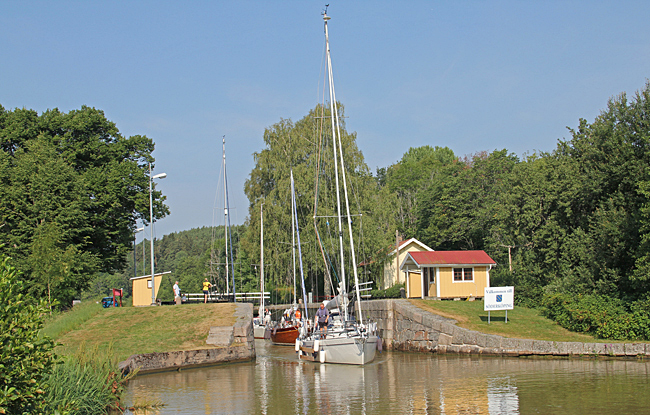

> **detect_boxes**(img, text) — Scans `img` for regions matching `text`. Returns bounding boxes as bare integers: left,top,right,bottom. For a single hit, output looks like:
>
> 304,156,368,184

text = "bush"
541,292,650,341
370,283,405,299
0,255,57,415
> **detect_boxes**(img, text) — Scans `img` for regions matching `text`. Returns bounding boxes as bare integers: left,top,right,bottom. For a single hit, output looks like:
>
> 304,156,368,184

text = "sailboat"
270,170,307,345
253,201,269,339
295,9,379,365
209,136,237,302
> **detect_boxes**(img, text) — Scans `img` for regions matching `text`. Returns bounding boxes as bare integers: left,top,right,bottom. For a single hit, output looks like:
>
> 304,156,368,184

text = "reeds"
43,343,135,415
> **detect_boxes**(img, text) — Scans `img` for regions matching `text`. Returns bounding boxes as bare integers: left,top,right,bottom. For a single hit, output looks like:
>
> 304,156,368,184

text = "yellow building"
382,238,433,289
400,251,496,299
130,271,171,306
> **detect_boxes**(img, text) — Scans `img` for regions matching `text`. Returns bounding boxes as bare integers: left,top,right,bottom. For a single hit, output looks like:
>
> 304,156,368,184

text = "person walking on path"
202,278,212,303
173,281,181,305
314,302,329,338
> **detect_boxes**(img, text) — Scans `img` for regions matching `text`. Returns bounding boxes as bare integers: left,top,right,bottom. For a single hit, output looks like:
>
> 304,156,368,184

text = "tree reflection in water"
124,339,650,414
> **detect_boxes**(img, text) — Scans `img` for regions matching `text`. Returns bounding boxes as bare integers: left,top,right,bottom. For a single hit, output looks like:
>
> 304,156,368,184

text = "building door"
408,271,422,298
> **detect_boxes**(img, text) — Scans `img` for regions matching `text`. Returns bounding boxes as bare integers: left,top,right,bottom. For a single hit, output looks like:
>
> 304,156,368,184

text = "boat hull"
253,325,267,339
299,335,378,365
271,326,299,345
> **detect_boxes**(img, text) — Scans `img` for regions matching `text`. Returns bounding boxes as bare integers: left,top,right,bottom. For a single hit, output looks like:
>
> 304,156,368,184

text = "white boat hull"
253,325,267,339
299,335,378,365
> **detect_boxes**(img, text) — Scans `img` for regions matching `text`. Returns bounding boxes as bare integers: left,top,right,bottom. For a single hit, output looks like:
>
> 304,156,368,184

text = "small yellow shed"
400,251,496,299
130,271,171,306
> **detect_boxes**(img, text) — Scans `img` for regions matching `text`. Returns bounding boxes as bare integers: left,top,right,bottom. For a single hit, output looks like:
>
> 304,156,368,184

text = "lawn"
45,302,237,362
410,299,615,343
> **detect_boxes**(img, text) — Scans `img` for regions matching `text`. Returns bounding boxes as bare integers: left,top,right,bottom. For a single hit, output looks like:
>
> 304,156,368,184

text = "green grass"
44,303,237,362
42,300,105,340
411,299,618,343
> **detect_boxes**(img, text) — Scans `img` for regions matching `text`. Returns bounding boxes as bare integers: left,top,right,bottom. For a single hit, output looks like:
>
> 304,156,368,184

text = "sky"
2,1,650,242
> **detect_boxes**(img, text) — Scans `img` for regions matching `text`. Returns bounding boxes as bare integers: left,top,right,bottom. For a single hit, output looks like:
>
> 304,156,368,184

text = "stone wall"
119,303,256,375
361,299,649,358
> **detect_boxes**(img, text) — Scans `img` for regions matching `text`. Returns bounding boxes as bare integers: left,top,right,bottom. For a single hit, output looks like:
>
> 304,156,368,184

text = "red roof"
409,250,496,266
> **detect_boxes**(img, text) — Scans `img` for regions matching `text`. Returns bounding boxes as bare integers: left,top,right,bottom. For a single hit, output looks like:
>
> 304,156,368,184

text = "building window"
453,268,474,282
147,279,152,288
463,268,473,281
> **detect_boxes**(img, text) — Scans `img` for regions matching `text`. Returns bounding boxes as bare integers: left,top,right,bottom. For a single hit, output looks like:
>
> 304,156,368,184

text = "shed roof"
130,271,172,281
401,251,496,269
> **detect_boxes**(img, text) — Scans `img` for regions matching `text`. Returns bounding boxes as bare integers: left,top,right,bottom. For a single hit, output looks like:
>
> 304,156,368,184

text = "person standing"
202,278,212,303
173,281,181,305
314,303,329,338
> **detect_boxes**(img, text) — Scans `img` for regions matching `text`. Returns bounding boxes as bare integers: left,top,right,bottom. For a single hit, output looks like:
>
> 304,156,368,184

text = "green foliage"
43,344,133,415
243,104,396,300
370,283,405,299
0,254,56,415
0,104,168,308
87,226,251,303
541,293,650,341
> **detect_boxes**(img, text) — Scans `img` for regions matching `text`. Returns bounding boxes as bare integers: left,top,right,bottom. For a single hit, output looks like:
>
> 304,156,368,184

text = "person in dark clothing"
314,303,329,337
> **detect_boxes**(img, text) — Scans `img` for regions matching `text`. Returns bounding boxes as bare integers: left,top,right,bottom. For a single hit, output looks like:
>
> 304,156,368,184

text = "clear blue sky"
2,1,649,241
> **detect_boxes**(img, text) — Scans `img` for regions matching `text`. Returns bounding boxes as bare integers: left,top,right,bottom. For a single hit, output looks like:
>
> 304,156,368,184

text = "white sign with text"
484,286,514,311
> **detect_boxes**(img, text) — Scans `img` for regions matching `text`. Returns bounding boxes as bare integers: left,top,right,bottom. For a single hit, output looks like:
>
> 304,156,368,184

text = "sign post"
484,286,514,324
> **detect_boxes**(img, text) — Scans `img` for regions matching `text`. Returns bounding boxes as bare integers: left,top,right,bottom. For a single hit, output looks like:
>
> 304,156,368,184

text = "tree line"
3,82,650,340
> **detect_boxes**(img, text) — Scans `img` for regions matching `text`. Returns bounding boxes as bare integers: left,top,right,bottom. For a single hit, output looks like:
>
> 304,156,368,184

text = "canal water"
124,339,650,414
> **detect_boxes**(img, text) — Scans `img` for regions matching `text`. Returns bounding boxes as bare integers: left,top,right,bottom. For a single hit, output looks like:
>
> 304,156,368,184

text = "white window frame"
452,267,474,283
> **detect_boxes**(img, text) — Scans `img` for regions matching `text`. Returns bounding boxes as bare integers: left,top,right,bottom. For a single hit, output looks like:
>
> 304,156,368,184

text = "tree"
0,105,168,306
384,145,457,237
243,104,395,298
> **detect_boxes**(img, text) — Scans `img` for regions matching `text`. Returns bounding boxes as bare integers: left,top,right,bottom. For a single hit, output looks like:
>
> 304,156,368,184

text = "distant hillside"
84,225,253,302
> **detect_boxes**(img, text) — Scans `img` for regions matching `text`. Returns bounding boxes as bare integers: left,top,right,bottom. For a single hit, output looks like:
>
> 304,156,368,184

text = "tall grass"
43,343,134,415
43,300,104,340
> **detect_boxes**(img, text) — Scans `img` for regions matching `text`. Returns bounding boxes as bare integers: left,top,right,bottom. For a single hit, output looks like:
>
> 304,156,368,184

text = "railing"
181,292,270,303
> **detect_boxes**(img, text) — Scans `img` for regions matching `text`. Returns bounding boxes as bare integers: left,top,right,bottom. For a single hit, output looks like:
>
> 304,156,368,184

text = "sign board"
484,286,514,311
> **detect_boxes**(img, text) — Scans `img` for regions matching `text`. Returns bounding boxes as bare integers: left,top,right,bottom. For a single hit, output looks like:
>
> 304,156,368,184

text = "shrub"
370,283,405,299
541,292,650,341
0,255,57,415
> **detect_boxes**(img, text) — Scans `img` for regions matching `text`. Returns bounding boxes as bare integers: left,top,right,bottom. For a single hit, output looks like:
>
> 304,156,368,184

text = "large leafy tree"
243,104,395,299
384,145,457,237
0,105,168,306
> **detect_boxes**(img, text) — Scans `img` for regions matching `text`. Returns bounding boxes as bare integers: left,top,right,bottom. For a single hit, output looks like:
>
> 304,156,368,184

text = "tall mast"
323,11,364,324
223,136,236,302
323,11,347,321
223,137,229,296
260,201,265,317
291,171,297,305
291,170,310,321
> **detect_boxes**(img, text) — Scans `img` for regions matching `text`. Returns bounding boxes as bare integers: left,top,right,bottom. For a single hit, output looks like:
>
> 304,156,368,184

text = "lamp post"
149,162,167,306
134,226,144,279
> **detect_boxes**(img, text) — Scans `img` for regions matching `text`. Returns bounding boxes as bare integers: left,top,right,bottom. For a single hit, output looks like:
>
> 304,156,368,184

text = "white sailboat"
253,201,269,339
295,9,379,365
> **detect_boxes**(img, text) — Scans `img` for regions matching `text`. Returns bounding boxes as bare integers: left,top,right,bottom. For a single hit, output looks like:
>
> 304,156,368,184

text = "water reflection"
124,340,650,414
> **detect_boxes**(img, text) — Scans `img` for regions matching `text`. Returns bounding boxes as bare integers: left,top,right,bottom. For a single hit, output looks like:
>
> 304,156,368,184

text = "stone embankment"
119,303,255,375
362,299,650,358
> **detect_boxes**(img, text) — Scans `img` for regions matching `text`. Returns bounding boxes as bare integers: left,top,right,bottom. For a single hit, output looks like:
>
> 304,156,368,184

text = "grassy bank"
411,299,618,343
46,302,237,362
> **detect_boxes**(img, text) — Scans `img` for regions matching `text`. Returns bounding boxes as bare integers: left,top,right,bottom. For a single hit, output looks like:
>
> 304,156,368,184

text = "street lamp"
149,162,167,306
134,226,144,279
